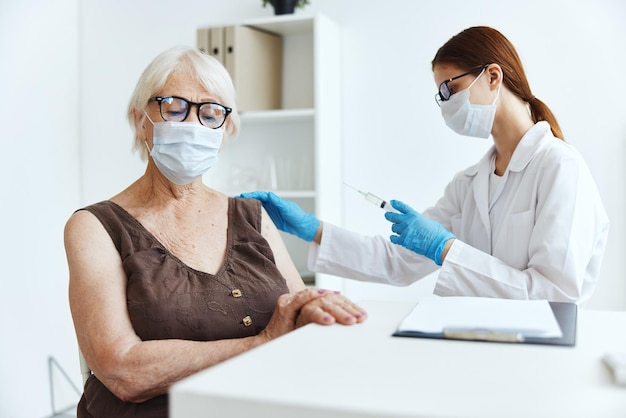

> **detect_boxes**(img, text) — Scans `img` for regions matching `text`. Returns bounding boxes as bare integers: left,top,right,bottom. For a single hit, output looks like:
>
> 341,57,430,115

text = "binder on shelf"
197,25,282,112
209,27,224,63
224,25,282,111
197,28,210,54
393,297,577,347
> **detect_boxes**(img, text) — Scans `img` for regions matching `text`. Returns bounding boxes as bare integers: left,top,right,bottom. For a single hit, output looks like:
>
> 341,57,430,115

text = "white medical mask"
144,113,223,185
440,70,501,139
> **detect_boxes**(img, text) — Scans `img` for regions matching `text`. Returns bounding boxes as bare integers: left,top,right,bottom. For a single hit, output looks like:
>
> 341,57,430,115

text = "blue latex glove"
238,191,320,242
384,200,456,266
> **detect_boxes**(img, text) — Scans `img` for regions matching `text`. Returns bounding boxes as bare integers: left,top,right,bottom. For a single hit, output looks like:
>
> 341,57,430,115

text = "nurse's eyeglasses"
149,96,232,129
435,64,488,106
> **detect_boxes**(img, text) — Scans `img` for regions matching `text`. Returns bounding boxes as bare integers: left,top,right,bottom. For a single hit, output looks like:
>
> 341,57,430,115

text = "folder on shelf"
224,25,282,111
209,27,225,63
197,28,210,54
393,297,577,347
197,24,282,112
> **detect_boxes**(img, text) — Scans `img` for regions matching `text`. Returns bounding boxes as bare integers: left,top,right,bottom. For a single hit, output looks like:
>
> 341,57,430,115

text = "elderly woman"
64,46,367,417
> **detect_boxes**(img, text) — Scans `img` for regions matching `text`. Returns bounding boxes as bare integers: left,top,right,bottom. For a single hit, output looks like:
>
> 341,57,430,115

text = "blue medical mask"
144,113,223,185
440,70,501,139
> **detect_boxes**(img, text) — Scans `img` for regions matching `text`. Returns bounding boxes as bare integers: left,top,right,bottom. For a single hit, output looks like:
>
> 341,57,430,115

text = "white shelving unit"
201,14,343,289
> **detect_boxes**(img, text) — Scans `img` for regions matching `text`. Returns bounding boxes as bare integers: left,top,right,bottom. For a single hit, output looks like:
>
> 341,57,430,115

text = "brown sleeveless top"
76,198,289,417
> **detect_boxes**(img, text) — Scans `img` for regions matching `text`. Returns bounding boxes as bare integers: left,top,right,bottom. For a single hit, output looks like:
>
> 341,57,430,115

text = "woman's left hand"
295,289,368,328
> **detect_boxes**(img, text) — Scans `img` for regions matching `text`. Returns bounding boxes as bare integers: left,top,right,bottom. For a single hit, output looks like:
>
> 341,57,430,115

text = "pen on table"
443,328,525,343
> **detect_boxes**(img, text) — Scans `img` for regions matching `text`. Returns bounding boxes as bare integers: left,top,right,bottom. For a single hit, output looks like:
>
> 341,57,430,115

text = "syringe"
344,182,400,213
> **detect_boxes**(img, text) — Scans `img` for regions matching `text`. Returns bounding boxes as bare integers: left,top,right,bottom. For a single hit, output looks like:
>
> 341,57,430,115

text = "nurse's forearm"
313,222,324,245
441,238,455,264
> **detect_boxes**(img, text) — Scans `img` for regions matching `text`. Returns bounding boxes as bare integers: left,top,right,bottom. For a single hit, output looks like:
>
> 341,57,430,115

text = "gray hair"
127,46,240,160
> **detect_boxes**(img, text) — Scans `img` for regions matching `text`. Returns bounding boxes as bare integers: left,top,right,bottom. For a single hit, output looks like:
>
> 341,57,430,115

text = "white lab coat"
308,122,609,304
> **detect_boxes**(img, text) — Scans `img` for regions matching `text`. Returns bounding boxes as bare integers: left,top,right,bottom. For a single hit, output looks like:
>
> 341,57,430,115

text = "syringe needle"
343,182,366,196
343,182,399,213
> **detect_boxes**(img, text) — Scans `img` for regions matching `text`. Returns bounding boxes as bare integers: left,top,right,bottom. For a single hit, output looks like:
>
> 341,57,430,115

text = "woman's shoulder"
72,200,129,224
231,194,260,208
68,200,114,222
230,195,262,228
535,132,587,168
64,201,117,245
505,122,585,173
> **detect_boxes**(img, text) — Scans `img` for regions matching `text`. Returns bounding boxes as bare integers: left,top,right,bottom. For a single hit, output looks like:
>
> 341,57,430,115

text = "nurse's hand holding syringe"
384,200,456,266
342,183,455,264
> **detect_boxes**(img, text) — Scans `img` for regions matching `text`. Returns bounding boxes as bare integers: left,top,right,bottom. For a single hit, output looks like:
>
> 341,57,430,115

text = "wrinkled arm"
258,207,306,292
258,208,367,325
65,211,276,402
66,210,360,404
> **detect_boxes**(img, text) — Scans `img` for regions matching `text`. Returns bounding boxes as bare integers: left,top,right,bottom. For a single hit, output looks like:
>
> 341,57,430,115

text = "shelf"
200,14,342,291
243,14,314,36
239,108,314,124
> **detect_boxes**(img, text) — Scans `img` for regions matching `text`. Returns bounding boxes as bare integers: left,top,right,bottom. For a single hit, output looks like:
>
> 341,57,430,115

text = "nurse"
240,26,609,305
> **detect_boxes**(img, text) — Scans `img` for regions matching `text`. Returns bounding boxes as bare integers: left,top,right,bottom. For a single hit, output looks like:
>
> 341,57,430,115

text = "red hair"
432,26,564,140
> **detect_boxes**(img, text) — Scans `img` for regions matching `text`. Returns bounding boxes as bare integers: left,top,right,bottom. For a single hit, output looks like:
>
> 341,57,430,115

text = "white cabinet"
201,14,343,289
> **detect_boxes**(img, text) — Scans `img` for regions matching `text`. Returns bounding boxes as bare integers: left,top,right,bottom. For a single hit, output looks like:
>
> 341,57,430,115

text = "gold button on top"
242,315,253,327
231,289,242,298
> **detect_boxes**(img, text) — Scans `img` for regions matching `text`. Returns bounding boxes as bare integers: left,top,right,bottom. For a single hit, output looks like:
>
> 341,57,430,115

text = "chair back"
79,349,92,385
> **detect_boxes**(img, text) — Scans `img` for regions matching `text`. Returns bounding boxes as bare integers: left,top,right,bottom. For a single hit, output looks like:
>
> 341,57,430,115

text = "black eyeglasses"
435,65,488,106
149,96,232,129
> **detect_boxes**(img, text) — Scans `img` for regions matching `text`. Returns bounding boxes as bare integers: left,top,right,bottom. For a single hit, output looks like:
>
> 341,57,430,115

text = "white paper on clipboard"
398,296,563,339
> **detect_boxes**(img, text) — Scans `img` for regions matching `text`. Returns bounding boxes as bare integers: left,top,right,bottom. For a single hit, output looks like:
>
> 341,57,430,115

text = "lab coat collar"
506,121,552,172
461,121,552,177
462,121,552,251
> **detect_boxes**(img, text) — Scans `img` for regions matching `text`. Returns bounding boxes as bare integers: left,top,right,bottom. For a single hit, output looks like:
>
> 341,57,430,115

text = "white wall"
335,0,626,309
80,0,626,311
0,0,81,417
78,1,270,203
1,0,624,416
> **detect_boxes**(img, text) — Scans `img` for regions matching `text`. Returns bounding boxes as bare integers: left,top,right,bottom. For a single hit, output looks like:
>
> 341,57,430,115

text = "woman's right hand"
259,288,367,343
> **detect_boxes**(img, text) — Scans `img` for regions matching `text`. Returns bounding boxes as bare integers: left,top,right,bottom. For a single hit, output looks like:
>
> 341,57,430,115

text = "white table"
170,301,626,418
